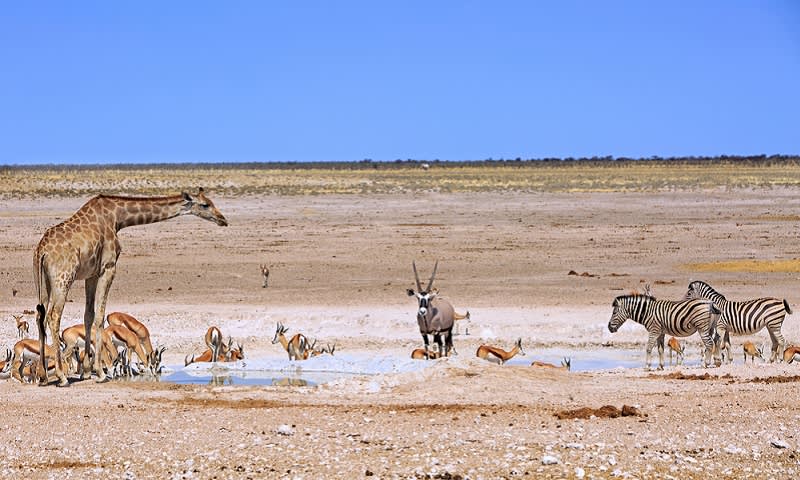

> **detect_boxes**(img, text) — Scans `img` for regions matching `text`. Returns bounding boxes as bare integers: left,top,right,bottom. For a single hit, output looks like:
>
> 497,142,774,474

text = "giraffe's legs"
82,278,98,380
92,264,116,383
46,289,70,387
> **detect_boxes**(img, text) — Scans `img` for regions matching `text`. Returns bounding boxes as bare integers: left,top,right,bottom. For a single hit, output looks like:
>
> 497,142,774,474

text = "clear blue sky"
2,1,798,164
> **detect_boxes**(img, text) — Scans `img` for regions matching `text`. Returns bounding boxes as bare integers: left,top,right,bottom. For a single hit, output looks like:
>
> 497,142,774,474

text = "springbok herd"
6,189,800,387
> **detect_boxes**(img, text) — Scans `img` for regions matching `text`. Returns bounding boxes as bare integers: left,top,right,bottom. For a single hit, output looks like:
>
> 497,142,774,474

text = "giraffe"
34,187,228,386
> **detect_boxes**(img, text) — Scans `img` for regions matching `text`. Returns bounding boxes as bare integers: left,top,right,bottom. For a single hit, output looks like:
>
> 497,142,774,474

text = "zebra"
608,294,721,370
685,280,792,363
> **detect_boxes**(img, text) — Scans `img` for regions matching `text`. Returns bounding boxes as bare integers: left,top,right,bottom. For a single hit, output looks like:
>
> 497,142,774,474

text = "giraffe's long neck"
106,195,187,231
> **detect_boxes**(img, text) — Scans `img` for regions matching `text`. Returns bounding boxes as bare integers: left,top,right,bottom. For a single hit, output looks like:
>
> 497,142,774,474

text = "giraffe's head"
182,188,228,227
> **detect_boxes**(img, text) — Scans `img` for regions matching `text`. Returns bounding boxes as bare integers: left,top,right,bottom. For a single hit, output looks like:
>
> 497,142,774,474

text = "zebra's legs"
767,327,785,363
644,334,659,370
698,330,716,367
656,334,666,370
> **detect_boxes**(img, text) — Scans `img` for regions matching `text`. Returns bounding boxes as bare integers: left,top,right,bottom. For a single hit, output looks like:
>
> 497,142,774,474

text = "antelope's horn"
425,260,438,292
412,261,422,292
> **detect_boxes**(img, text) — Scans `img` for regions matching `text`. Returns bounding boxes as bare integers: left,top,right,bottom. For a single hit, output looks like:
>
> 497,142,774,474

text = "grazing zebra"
685,281,792,363
608,294,720,370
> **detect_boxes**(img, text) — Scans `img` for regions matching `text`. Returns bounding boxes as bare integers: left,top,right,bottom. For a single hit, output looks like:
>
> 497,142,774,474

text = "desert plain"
1,160,800,479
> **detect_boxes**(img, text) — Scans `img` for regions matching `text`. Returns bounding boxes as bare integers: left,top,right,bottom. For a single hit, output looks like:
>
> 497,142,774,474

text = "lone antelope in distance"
13,314,29,339
667,337,685,365
476,338,525,365
531,357,571,371
743,341,763,364
783,345,800,364
407,260,457,359
260,264,270,288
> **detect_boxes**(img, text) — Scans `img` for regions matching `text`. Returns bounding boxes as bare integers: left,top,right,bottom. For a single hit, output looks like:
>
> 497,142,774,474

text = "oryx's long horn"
425,260,439,292
412,261,422,292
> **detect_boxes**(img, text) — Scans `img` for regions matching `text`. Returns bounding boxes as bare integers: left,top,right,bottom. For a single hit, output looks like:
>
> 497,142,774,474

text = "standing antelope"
13,314,29,339
272,322,310,361
667,337,685,365
407,260,456,359
61,323,118,376
476,338,525,365
11,337,74,384
685,281,792,363
106,312,156,371
260,264,270,288
106,324,151,375
742,341,763,364
531,357,571,371
783,345,800,364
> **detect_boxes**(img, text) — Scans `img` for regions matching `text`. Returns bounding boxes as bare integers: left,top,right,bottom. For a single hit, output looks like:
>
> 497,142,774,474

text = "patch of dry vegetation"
2,159,800,198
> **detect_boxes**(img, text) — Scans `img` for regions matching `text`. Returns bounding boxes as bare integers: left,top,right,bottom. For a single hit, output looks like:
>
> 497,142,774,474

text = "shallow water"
160,369,363,386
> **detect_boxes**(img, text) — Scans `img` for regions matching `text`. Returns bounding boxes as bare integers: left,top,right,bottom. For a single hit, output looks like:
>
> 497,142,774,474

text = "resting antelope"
204,326,225,363
411,348,442,360
476,338,525,365
783,345,800,364
184,342,244,366
407,261,457,359
531,357,571,371
106,324,151,375
13,314,29,339
0,348,12,377
106,312,156,371
667,337,685,365
260,264,270,288
743,341,763,364
272,322,310,360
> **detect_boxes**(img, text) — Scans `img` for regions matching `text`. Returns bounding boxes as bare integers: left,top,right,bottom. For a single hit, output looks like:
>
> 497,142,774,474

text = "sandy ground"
1,188,800,478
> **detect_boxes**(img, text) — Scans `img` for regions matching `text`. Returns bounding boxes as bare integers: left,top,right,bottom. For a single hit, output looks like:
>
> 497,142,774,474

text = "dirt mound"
555,404,643,420
652,372,733,381
748,375,800,384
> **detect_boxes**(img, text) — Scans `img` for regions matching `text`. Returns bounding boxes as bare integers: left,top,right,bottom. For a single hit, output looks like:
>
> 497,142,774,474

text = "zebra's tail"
784,299,792,315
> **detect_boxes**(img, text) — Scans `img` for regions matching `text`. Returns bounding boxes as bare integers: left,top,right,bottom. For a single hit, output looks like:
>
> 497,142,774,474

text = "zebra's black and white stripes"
608,294,720,370
685,281,792,363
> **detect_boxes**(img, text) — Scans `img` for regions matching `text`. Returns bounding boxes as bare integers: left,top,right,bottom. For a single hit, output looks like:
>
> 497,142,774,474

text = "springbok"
11,338,75,384
13,314,29,339
184,343,244,366
667,337,685,365
531,357,571,371
260,264,270,288
743,341,763,364
476,338,525,365
411,348,442,360
407,261,456,359
61,324,118,376
0,348,12,377
783,345,800,364
204,326,225,363
106,312,156,371
272,322,310,360
106,324,151,375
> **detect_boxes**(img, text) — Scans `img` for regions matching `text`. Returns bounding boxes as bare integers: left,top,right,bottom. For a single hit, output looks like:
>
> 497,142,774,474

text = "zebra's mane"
613,294,656,306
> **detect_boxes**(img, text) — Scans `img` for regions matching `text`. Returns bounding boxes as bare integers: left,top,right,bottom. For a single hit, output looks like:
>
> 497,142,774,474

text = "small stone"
574,467,586,478
771,439,790,449
541,455,559,465
276,425,295,436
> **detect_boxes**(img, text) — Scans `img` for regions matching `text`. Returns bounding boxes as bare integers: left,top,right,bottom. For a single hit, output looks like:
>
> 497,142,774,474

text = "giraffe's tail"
36,303,47,384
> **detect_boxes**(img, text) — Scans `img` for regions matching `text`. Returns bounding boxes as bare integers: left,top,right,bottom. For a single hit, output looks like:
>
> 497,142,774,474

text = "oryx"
407,260,456,359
